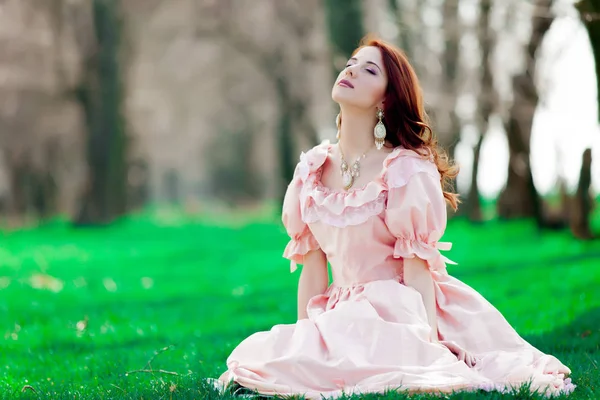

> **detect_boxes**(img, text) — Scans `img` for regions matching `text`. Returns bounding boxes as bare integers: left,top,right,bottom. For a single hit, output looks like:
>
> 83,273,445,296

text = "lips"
338,79,354,89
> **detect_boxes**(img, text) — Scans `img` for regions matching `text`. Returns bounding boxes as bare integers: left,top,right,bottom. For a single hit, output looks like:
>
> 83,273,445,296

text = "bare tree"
439,0,462,159
195,0,323,203
497,0,554,225
466,0,497,222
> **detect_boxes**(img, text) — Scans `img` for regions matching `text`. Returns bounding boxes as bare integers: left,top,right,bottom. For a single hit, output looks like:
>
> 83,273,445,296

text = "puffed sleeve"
281,165,320,273
384,165,457,272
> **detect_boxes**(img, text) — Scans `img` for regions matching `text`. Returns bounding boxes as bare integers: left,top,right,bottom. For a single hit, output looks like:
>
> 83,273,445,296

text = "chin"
332,89,361,107
331,86,344,103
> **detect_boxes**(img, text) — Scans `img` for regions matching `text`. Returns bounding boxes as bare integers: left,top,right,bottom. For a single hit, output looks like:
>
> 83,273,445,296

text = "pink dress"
218,141,574,398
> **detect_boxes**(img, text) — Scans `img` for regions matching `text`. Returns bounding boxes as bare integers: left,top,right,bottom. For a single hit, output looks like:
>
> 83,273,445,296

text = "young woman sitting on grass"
213,34,575,399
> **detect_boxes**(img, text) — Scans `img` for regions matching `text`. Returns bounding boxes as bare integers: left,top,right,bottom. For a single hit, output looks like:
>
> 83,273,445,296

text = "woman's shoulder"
293,140,331,183
383,146,439,189
302,140,331,162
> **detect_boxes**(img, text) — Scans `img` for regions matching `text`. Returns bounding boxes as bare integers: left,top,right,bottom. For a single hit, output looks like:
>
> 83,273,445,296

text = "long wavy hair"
343,34,460,210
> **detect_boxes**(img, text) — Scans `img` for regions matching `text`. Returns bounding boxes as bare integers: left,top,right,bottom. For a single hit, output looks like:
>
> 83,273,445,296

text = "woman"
216,35,575,398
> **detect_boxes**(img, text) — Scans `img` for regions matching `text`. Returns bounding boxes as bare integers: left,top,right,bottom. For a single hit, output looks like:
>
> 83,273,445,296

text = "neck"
338,106,376,160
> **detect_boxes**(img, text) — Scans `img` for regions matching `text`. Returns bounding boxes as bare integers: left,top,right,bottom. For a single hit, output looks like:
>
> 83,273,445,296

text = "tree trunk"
5,150,58,222
439,0,461,158
466,135,484,221
33,142,60,219
431,0,462,212
576,0,600,120
497,101,544,223
570,148,594,239
74,0,128,226
196,1,322,204
275,76,296,206
8,156,30,218
497,0,554,225
465,0,496,222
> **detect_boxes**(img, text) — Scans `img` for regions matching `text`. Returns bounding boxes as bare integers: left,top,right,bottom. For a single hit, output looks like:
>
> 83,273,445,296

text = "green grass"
0,208,599,399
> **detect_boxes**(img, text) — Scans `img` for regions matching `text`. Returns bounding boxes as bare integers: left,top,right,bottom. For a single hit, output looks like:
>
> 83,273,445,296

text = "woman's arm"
402,257,439,343
404,257,478,367
297,248,329,320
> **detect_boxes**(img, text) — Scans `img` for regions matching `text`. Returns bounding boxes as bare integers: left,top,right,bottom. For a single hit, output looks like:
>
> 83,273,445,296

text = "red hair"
352,34,460,210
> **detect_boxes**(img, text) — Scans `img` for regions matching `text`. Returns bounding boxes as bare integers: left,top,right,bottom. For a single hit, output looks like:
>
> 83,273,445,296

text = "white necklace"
338,142,372,190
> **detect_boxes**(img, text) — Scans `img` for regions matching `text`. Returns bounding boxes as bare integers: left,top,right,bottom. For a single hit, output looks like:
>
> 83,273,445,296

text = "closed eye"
344,63,377,75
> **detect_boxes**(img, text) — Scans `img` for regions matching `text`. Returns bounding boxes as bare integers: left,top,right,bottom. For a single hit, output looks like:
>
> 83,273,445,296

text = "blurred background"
0,0,598,231
1,0,600,397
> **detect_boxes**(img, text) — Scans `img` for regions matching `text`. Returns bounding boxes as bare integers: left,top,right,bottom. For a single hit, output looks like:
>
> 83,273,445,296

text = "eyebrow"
349,57,383,73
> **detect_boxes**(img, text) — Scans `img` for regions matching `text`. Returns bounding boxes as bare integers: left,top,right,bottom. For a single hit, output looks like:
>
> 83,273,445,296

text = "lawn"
0,207,599,399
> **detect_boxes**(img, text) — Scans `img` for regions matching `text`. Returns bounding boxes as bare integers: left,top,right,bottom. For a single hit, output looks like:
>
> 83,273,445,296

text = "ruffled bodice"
282,140,456,285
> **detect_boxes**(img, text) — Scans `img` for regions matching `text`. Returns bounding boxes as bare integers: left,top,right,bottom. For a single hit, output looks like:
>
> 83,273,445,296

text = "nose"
345,65,356,77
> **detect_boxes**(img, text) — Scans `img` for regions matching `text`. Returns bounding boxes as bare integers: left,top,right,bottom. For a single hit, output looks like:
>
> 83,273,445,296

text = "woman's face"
331,46,388,110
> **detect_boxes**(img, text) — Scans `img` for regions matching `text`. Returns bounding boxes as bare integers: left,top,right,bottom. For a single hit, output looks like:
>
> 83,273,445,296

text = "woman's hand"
440,340,478,368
